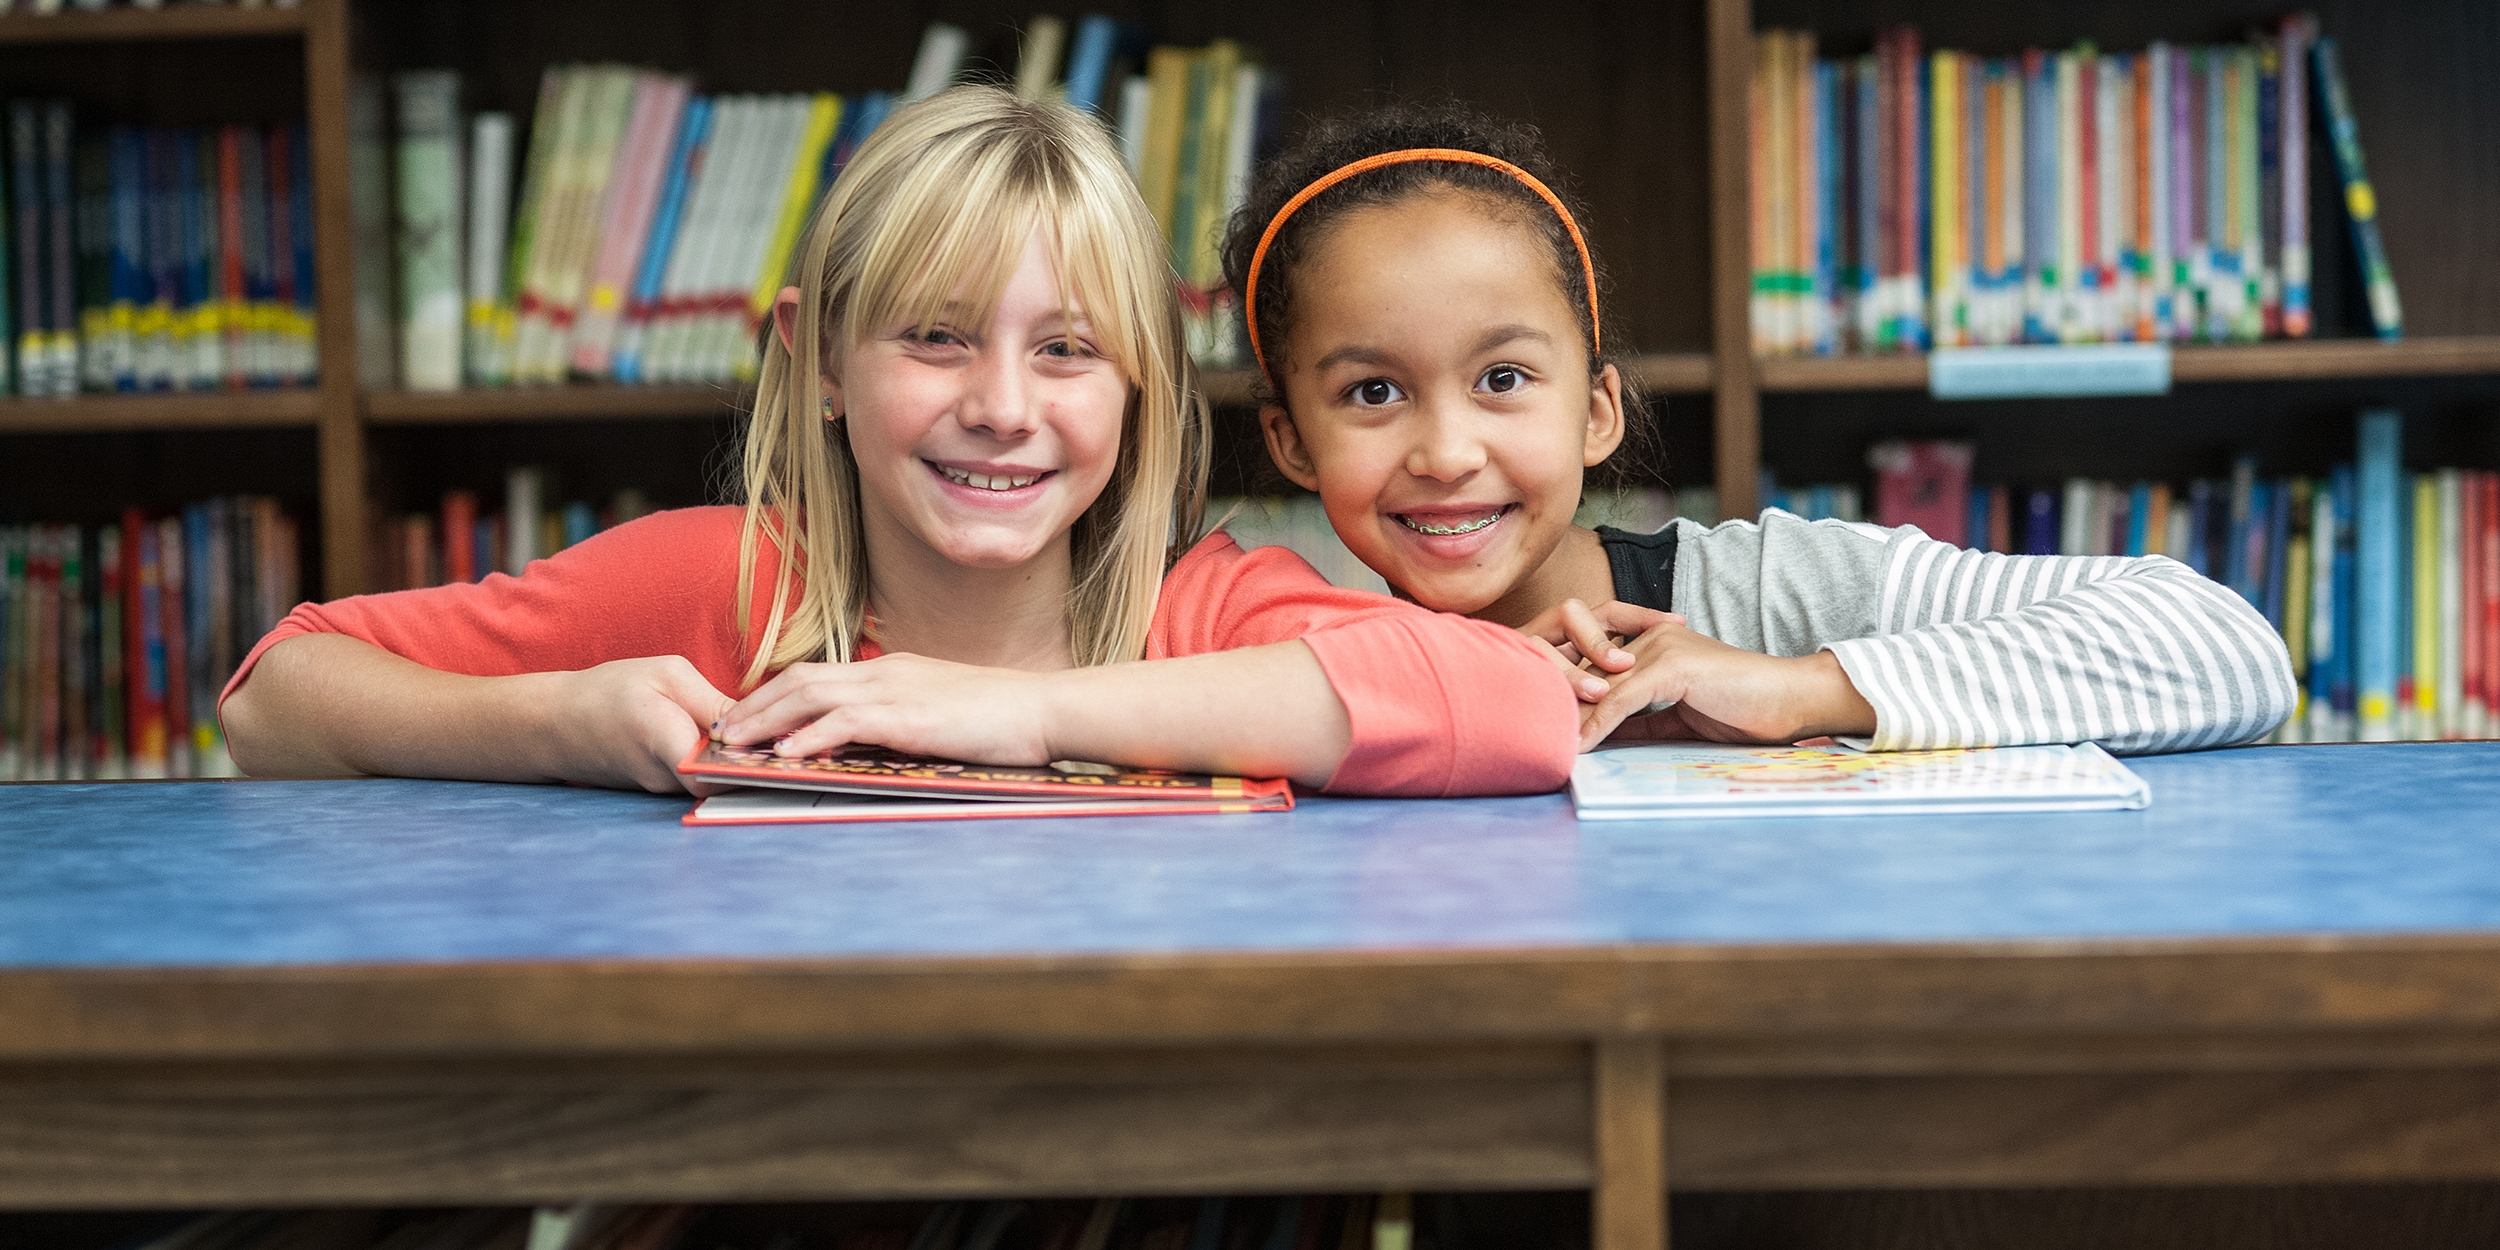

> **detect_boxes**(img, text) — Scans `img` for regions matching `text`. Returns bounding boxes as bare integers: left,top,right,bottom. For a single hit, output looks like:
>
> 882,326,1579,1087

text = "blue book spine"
12,102,45,395
2354,411,2401,731
290,125,315,312
613,94,711,385
1062,15,1120,114
1968,486,1990,552
2126,482,2152,555
2023,488,2056,554
562,501,597,549
142,127,179,391
2023,52,2053,344
2312,37,2401,339
472,521,492,586
2264,476,2293,632
174,132,205,319
1854,57,1879,338
2307,475,2336,719
107,126,144,392
2328,462,2357,719
1815,59,1840,356
2185,479,2212,575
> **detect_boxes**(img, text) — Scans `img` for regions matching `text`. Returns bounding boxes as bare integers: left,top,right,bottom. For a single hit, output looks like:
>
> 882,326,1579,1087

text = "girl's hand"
1578,622,1876,751
717,653,1057,765
1516,599,1685,702
549,655,739,794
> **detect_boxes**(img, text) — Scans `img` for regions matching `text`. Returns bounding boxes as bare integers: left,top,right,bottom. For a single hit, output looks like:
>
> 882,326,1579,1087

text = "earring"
820,395,839,420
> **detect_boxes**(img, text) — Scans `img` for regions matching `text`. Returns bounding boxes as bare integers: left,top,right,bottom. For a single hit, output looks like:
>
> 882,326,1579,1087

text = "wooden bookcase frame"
1,0,2495,599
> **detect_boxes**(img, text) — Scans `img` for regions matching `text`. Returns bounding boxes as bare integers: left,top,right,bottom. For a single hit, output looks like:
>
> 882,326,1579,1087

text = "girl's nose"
957,346,1042,438
1404,401,1489,483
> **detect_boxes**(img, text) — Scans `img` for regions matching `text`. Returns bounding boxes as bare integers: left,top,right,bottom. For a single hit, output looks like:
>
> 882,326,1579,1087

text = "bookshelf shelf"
364,384,749,425
1199,353,1716,408
1754,336,2500,393
0,389,320,434
0,5,305,44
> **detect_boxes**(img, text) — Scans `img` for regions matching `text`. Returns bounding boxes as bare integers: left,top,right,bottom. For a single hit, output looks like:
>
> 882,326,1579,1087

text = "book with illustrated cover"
678,741,1295,825
1570,742,2149,820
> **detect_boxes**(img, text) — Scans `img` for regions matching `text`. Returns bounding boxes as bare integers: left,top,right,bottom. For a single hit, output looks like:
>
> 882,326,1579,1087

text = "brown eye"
1480,365,1524,394
1352,379,1404,407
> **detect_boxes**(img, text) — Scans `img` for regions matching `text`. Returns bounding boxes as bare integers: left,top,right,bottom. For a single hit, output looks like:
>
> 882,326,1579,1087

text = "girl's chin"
1380,566,1512,616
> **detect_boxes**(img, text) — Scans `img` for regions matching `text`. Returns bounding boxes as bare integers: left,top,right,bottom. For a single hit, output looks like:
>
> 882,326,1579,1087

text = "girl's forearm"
222,633,570,782
1037,640,1352,787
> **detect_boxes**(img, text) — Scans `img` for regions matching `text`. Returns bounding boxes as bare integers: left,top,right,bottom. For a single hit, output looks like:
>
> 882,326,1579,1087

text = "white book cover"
393,70,464,392
904,23,971,102
1117,75,1152,177
702,95,805,381
1570,742,2150,820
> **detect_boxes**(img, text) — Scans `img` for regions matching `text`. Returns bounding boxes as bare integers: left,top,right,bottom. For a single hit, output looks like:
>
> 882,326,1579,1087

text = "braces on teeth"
1399,511,1502,536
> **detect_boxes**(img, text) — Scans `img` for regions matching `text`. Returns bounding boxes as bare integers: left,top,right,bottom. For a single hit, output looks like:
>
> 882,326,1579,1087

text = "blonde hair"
739,86,1210,687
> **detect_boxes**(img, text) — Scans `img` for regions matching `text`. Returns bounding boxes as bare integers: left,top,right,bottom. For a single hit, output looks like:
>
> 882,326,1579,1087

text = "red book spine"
129,514,164,776
2484,474,2500,726
2465,474,2485,723
218,126,248,390
403,515,433,590
2078,51,2098,309
35,533,60,779
443,491,477,583
158,517,188,776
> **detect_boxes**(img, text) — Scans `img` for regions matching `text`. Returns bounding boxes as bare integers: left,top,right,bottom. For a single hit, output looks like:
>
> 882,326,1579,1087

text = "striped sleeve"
1671,511,2298,754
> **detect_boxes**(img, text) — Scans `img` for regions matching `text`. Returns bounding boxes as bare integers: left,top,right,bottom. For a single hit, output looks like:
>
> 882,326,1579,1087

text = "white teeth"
936,465,1040,491
1397,509,1505,536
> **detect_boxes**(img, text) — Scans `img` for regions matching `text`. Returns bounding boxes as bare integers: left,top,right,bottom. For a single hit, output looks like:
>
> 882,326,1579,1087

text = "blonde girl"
221,87,1580,796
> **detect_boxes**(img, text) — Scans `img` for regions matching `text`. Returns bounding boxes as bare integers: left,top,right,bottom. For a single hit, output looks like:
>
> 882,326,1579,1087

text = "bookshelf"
0,0,2492,600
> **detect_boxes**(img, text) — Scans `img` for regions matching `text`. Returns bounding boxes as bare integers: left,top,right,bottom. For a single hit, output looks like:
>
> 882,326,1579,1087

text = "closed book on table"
680,741,1293,824
1570,742,2149,820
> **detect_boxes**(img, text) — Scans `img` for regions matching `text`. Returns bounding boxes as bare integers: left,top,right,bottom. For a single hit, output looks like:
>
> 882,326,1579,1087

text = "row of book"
0,497,301,782
1748,17,2402,357
100,1194,1439,1250
369,469,652,593
386,17,1278,394
3,108,317,396
1866,419,2496,744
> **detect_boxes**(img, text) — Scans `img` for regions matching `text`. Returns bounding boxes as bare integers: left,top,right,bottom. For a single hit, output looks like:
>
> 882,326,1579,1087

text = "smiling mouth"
929,461,1051,491
1394,506,1512,536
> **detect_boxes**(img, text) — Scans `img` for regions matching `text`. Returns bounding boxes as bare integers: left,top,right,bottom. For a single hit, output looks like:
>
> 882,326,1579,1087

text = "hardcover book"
679,741,1295,824
1570,741,2149,820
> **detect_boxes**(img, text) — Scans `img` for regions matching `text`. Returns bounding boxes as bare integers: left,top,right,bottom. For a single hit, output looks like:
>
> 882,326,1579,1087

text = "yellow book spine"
748,93,842,320
1930,49,1958,347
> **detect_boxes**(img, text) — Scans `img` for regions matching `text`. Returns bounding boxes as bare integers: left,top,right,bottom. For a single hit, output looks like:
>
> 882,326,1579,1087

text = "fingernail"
1580,676,1608,698
1607,648,1633,666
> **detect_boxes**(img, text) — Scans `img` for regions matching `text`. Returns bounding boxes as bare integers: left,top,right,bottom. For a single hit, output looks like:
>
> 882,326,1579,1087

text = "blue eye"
1479,364,1526,394
1351,378,1404,407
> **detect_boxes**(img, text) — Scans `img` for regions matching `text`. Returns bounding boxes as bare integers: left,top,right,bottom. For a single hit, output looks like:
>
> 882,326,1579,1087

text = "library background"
0,0,2495,1245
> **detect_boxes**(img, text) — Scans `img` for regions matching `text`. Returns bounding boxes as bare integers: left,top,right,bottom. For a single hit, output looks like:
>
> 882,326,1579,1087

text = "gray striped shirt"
1665,509,2298,753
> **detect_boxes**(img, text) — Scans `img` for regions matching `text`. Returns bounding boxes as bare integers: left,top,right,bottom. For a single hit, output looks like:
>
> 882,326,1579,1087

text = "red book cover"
679,741,1293,825
443,491,478,583
1988,484,2012,554
1868,439,1974,545
158,516,189,776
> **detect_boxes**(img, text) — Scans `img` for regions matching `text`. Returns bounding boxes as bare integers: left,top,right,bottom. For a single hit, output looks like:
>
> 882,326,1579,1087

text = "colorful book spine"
2354,411,2401,736
465,111,514,386
572,75,691,379
2311,36,2401,339
611,94,709,385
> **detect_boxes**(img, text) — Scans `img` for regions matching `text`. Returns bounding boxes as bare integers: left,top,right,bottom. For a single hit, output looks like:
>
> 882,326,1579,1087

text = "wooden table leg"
1593,1037,1668,1250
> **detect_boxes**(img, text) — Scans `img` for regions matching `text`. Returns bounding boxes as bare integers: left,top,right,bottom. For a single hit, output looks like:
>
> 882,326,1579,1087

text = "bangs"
840,139,1150,387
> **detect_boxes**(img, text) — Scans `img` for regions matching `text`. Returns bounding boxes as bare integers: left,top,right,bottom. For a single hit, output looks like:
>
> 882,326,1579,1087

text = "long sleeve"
1153,533,1579,796
1669,510,2298,753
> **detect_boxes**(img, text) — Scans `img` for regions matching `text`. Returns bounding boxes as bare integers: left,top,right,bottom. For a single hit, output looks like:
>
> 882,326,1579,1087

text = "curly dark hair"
1217,99,1652,481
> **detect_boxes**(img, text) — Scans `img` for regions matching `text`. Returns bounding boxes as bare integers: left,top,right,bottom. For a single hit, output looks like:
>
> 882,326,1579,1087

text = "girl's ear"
1582,362,1628,467
1258,404,1324,493
771,286,803,356
773,285,845,421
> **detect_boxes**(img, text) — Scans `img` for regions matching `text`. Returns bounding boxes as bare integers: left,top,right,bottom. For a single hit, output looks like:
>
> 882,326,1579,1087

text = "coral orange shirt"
221,507,1577,796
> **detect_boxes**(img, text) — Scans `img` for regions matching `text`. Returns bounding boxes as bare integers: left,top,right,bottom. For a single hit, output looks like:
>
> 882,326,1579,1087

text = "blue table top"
2,743,2494,970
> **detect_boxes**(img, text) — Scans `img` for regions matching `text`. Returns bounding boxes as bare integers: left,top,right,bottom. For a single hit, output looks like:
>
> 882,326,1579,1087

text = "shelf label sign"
1929,344,2173,400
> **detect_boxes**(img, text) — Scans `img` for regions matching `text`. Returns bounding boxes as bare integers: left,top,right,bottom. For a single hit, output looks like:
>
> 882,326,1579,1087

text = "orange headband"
1242,147,1601,379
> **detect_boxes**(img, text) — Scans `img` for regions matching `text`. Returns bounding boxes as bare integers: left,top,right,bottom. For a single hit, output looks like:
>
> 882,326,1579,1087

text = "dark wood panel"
0,1045,1590,1208
0,392,319,434
365,385,748,424
23,939,2500,1060
0,6,304,43
1672,1066,2500,1190
1672,1183,2500,1250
